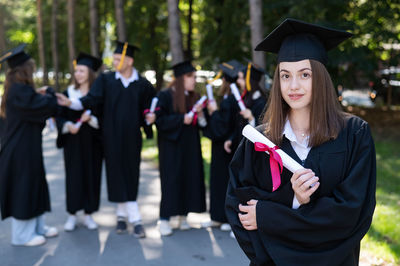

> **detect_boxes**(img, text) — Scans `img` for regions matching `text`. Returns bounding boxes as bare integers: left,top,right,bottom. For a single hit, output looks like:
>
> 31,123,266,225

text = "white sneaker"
84,215,98,230
158,220,173,236
64,215,77,232
24,235,46,247
220,223,231,231
178,216,191,231
230,230,236,239
44,226,58,238
201,220,221,228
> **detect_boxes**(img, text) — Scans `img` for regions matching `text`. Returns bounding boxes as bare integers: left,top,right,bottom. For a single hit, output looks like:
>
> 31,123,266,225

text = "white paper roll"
242,125,304,173
230,83,246,111
74,110,91,129
149,97,158,113
206,84,214,101
187,95,207,118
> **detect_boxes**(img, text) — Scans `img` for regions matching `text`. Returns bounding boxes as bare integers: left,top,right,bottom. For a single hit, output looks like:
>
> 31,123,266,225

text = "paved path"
0,130,248,266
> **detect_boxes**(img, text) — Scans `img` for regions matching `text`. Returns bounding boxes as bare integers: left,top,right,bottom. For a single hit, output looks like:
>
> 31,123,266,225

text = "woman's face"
74,65,89,85
279,59,312,112
183,72,196,91
236,71,246,91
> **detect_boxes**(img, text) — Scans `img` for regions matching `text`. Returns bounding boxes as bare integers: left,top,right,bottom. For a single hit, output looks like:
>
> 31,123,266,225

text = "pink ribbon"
254,142,283,192
143,107,160,116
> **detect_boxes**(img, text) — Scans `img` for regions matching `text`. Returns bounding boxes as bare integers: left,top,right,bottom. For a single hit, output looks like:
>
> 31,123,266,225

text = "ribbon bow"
254,142,283,192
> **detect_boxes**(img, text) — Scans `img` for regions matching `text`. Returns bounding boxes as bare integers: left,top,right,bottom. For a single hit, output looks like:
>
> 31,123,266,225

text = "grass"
141,129,400,264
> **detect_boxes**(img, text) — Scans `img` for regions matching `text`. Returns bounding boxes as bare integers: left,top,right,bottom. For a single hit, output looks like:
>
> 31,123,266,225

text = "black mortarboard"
0,44,31,69
75,52,103,71
218,60,244,83
255,18,353,65
114,41,140,58
172,60,196,77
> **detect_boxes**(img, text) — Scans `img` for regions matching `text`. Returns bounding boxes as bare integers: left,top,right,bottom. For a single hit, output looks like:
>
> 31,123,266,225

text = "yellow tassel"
245,62,252,91
73,59,77,70
208,70,222,84
117,42,128,71
222,62,234,69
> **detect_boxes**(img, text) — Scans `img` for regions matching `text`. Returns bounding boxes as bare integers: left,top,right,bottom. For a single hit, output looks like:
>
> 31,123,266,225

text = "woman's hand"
224,140,232,153
238,200,258,230
67,124,80,135
145,113,156,125
291,169,320,205
183,114,193,125
240,108,254,121
56,93,72,107
207,100,217,115
36,86,48,95
80,111,91,123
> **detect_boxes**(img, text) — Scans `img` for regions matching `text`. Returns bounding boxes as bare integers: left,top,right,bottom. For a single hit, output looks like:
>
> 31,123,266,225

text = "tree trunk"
167,0,184,65
51,0,59,90
67,0,76,74
249,0,265,69
0,4,7,72
114,0,126,42
185,0,193,60
36,0,48,84
89,0,100,57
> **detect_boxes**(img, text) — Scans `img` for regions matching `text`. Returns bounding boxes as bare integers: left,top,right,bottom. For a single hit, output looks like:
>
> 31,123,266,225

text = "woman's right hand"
207,100,217,115
67,124,80,135
56,93,72,107
291,169,320,205
183,114,193,125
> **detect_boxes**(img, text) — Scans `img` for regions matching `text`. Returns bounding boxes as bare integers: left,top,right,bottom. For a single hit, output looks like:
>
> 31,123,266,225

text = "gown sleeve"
80,73,105,109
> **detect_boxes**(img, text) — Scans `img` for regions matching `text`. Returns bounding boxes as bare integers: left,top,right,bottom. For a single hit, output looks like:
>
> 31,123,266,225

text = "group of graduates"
0,17,376,266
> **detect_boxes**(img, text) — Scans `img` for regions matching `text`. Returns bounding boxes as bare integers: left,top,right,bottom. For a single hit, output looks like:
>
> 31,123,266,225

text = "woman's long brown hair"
73,66,96,90
262,59,345,147
170,72,197,114
0,59,35,118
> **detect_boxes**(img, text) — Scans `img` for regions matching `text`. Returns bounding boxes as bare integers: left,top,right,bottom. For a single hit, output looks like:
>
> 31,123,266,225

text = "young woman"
155,61,207,236
0,44,59,246
225,19,376,265
56,52,103,232
202,60,244,231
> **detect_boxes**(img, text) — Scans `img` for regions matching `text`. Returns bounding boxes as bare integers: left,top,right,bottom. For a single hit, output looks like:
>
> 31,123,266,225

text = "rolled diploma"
74,110,91,129
187,95,208,118
230,83,246,111
149,97,158,113
206,84,214,101
242,125,304,173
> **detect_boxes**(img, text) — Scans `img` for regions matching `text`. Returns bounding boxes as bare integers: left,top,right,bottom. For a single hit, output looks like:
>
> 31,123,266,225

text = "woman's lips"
288,94,304,101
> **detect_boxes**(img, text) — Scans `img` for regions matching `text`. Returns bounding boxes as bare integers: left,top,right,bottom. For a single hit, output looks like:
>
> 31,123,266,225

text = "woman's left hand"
238,199,258,230
240,109,254,121
80,111,91,123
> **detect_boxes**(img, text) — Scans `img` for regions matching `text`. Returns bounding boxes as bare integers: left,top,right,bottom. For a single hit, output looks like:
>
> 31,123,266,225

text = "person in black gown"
225,18,376,266
0,44,59,246
56,41,155,238
56,52,103,232
202,60,244,231
155,61,207,236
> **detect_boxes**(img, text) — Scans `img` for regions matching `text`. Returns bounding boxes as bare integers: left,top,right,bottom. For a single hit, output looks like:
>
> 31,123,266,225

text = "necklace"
292,128,309,138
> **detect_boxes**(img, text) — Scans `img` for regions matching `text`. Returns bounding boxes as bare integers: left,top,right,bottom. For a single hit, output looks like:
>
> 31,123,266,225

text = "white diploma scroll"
230,83,246,111
74,110,91,129
206,84,214,101
187,95,208,118
242,125,304,173
149,97,159,113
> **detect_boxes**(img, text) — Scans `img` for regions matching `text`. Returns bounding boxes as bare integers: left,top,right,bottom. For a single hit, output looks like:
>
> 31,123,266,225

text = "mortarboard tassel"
245,62,252,92
117,42,128,71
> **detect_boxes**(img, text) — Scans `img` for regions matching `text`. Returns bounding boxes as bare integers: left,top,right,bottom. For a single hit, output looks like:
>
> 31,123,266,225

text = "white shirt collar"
67,85,82,99
115,68,139,88
283,118,309,147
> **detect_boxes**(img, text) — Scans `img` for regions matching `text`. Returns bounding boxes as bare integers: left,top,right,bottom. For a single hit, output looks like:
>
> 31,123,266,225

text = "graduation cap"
218,60,244,83
171,60,196,77
243,62,265,91
114,41,140,58
74,52,103,71
0,44,31,69
255,18,353,65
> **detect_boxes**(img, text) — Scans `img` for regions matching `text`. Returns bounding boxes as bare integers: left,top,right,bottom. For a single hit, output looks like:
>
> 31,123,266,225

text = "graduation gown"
203,95,236,223
80,72,155,202
225,116,376,266
56,88,103,214
155,89,206,218
0,83,58,220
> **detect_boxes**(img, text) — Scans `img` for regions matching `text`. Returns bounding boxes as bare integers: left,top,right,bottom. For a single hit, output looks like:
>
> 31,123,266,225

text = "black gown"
203,95,236,223
225,116,376,266
0,84,58,220
155,88,206,218
56,88,103,214
79,72,155,202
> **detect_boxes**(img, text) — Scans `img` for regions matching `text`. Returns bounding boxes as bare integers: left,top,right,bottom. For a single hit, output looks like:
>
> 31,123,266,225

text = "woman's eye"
302,73,311,78
281,74,289,80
